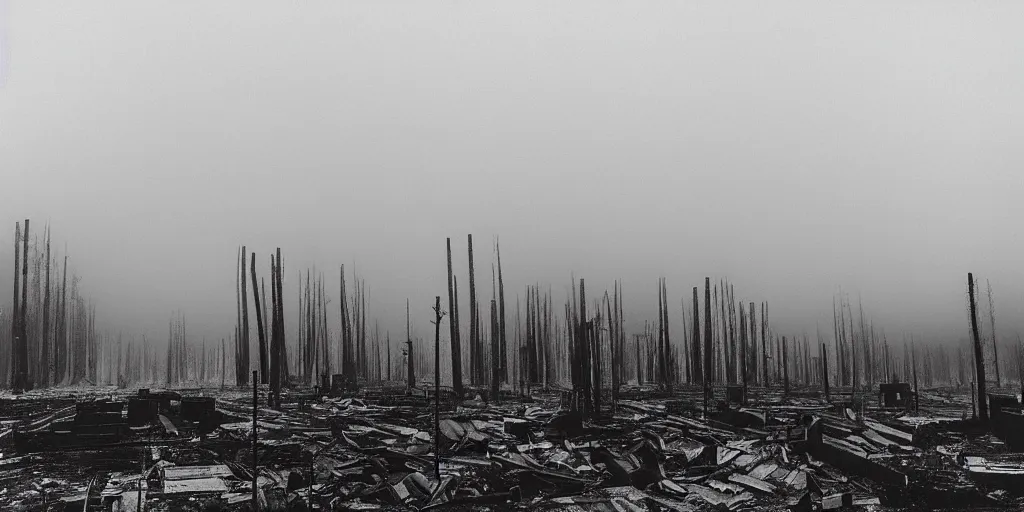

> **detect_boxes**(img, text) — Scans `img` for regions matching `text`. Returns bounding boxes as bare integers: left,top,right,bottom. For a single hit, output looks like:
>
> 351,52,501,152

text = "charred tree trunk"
822,343,830,400
579,279,590,415
607,289,617,406
467,234,479,385
986,280,1001,388
740,303,748,403
406,298,414,389
691,286,702,384
783,336,790,395
235,248,243,385
749,301,757,387
241,247,258,384
445,239,463,397
762,302,769,388
968,273,987,420
17,220,29,391
657,279,665,387
41,229,51,387
662,279,672,388
341,266,352,385
251,253,269,389
269,257,280,405
497,239,507,384
306,270,313,384
490,299,499,401
10,222,20,389
703,278,712,405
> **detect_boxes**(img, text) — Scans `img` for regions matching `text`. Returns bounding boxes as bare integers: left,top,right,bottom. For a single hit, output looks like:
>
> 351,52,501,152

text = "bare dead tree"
662,278,672,389
968,273,987,420
251,252,268,389
406,298,414,389
341,265,353,385
490,298,499,401
16,220,29,391
606,289,617,407
466,235,478,384
782,336,790,395
269,256,280,406
10,222,20,389
691,286,702,384
446,238,463,397
704,278,712,407
41,228,51,387
740,302,748,402
657,278,665,387
749,301,757,387
986,279,1001,388
234,248,241,385
497,239,507,384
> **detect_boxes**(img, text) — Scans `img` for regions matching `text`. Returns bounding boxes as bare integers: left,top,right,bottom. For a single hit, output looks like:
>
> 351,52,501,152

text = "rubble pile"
0,383,1021,510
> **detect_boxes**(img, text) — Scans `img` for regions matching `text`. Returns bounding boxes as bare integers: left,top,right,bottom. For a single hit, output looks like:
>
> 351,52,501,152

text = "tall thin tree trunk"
252,253,268,389
236,248,246,386
703,278,712,408
783,336,790,395
341,266,352,384
986,280,1001,388
662,279,672,389
10,222,20,389
467,234,479,385
490,299,499,401
446,239,463,397
41,228,51,387
497,239,507,384
968,273,987,420
17,220,29,391
691,287,702,384
657,279,665,387
740,303,748,402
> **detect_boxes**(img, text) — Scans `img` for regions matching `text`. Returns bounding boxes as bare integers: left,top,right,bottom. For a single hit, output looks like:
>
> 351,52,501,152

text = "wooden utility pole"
968,273,987,421
445,239,463,397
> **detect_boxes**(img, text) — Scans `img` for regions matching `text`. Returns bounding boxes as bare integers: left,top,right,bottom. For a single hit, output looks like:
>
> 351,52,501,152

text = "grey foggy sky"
1,1,1022,350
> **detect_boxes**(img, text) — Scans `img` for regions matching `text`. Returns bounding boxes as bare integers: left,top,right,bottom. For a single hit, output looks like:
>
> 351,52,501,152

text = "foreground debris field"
0,383,1021,511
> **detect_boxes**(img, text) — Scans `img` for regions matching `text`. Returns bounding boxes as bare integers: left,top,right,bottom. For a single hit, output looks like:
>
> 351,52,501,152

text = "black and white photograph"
0,1,1021,510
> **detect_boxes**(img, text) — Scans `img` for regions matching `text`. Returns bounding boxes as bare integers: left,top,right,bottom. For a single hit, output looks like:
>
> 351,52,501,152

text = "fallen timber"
0,381,1017,510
